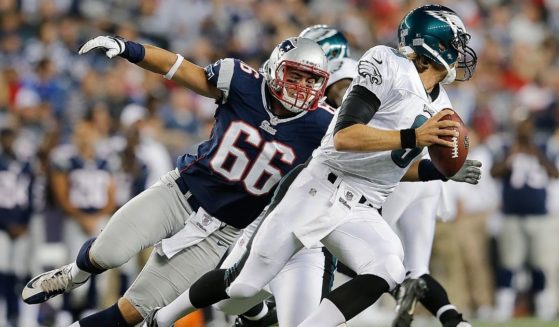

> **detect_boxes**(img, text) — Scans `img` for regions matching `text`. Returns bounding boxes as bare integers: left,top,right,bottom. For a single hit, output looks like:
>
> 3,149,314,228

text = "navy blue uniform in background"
499,144,549,216
0,154,34,230
0,152,34,322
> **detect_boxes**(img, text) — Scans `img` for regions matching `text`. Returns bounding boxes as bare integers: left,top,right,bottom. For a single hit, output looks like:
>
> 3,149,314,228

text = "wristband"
418,159,448,181
120,40,145,63
400,128,416,149
164,54,185,80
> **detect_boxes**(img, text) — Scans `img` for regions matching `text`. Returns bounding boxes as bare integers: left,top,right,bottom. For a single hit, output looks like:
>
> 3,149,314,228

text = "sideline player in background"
299,24,356,110
147,4,481,327
22,36,334,326
50,121,117,319
0,127,35,326
491,117,559,321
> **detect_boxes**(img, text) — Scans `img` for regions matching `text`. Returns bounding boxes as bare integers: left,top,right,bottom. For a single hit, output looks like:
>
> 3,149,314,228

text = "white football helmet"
263,37,329,113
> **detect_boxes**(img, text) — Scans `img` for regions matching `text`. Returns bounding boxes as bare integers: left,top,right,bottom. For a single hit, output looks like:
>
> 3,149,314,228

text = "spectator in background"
491,116,559,322
105,127,151,307
443,129,498,320
25,58,67,119
545,124,559,320
0,127,35,326
50,122,116,321
119,103,173,187
158,89,202,158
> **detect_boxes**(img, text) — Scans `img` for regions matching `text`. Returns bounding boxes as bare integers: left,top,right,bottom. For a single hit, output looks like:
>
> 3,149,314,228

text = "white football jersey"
313,45,453,207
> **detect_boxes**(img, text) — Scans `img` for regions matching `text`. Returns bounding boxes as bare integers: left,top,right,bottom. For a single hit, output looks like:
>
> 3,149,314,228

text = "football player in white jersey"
147,5,481,327
301,23,475,327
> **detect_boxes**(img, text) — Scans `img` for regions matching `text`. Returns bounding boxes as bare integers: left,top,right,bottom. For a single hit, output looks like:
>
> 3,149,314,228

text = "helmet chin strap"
421,43,456,84
441,66,456,84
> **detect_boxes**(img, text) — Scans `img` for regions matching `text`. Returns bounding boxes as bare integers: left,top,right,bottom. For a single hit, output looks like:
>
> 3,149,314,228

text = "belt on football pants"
327,172,382,214
174,177,201,212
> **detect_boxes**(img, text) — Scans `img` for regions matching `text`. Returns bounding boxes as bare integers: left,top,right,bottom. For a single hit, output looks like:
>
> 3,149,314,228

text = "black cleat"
230,301,278,327
392,278,428,327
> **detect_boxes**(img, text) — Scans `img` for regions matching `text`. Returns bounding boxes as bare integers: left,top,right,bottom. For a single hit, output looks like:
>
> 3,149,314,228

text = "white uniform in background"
326,57,358,89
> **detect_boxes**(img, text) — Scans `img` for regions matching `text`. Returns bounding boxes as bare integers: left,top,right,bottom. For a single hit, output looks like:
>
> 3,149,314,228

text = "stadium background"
2,0,559,326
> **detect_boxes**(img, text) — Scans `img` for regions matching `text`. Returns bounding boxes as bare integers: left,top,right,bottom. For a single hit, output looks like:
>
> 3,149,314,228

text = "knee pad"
360,254,405,291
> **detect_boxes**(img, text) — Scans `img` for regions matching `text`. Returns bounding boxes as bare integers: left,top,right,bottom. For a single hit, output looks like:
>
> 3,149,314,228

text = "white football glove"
450,159,482,184
78,36,126,58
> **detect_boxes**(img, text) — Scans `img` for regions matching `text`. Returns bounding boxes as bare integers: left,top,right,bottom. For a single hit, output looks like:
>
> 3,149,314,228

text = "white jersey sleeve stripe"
217,58,235,101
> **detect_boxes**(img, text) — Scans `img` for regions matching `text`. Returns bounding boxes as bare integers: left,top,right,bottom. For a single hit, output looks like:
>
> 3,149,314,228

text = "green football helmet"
299,24,350,60
398,4,477,83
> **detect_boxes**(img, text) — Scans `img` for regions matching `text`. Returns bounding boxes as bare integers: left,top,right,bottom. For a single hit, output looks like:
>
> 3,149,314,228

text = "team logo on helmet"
278,39,297,56
358,60,382,85
425,10,466,37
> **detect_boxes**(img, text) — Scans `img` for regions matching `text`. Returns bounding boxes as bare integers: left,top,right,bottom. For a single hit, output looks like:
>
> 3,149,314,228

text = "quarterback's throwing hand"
450,159,482,184
78,36,126,58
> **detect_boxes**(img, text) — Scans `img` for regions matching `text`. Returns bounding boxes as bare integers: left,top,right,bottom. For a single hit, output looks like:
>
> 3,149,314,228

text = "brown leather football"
428,111,469,177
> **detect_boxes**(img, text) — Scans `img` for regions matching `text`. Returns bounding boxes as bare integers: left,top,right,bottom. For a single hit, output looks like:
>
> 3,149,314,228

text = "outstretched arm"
78,36,222,99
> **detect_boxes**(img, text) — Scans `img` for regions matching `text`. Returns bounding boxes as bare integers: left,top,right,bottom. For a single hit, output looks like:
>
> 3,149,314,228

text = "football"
428,110,469,177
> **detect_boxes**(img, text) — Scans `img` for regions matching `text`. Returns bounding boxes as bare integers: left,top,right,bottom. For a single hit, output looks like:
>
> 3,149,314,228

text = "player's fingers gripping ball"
428,110,469,177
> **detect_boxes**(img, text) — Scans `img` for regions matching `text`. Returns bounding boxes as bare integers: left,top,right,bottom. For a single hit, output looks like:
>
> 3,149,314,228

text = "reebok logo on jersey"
259,120,277,135
358,60,382,85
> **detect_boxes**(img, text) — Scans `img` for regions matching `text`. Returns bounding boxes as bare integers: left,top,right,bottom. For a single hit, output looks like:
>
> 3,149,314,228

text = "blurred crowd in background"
2,0,559,326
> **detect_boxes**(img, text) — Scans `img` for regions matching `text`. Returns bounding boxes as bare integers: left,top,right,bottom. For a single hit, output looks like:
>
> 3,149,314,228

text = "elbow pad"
334,85,380,135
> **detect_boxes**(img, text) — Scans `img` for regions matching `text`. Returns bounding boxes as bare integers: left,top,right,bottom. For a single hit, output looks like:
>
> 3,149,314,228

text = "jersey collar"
427,83,441,102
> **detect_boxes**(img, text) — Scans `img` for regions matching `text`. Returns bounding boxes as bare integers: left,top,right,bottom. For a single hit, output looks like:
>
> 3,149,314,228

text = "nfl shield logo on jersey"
202,215,212,226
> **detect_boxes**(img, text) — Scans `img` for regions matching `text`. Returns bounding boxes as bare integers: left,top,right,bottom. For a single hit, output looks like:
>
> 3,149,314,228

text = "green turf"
472,319,559,327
